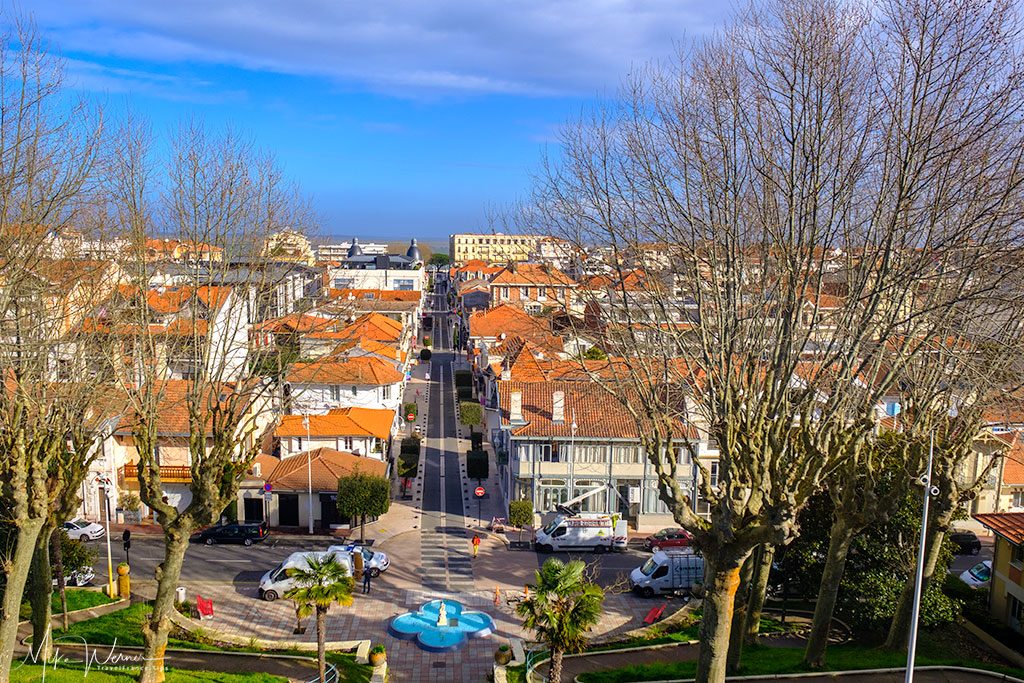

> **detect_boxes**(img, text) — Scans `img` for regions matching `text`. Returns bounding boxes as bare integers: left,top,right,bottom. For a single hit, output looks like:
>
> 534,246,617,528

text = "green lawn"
19,589,117,621
53,602,371,681
577,636,1024,683
10,664,284,682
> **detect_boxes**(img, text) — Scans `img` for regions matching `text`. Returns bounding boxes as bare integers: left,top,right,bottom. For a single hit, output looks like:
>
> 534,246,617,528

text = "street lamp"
906,431,939,683
303,413,313,535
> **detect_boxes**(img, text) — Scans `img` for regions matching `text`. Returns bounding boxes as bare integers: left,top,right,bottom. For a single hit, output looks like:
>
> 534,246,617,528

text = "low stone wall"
167,607,371,663
964,619,1024,669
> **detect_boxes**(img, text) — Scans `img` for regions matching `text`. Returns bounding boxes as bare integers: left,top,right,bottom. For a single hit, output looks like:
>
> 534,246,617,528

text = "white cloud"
19,0,724,97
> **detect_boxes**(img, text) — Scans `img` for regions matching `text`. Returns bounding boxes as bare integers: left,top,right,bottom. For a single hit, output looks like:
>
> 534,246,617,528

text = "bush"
467,449,489,481
403,402,418,420
423,336,432,348
457,385,474,402
398,451,419,478
471,432,483,450
454,370,473,388
460,401,483,427
419,348,432,361
118,491,141,512
509,499,533,528
401,434,421,454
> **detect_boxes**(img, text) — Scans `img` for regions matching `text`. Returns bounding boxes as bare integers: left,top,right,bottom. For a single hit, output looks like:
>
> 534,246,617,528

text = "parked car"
189,521,269,546
54,566,95,587
327,544,391,577
959,560,992,588
62,518,105,542
950,530,982,555
643,528,694,553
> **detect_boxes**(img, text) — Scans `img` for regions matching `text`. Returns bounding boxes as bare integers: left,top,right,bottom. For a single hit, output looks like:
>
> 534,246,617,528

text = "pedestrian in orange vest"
472,534,481,559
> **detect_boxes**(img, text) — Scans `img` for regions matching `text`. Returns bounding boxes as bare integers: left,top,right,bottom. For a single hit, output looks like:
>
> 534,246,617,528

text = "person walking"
362,570,372,594
472,534,481,559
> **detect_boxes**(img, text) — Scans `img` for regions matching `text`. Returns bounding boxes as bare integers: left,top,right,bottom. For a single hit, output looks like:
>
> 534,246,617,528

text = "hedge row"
467,449,489,481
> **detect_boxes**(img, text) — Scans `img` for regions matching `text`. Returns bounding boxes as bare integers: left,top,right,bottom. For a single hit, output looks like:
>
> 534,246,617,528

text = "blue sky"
19,1,727,242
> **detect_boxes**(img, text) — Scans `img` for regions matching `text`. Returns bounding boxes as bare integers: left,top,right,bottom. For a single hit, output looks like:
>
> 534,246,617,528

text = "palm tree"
515,558,605,683
283,555,355,683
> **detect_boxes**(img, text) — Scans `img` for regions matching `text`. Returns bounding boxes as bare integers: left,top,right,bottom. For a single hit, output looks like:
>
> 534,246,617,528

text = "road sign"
475,486,485,498
264,491,273,502
263,482,272,492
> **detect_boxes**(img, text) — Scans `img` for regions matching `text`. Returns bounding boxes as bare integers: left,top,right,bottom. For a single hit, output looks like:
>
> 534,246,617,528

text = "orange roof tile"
276,407,395,440
333,313,404,343
974,512,1024,545
327,288,421,302
468,304,553,341
267,448,386,491
489,263,574,287
286,356,404,385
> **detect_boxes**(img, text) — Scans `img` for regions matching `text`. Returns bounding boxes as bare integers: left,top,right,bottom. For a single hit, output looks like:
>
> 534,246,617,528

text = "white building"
285,356,405,415
319,240,389,260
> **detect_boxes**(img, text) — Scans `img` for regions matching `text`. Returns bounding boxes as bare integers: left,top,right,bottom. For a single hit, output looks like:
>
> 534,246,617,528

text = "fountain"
389,599,495,652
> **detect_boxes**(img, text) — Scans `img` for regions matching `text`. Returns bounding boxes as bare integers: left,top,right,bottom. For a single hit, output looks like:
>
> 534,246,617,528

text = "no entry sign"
474,486,485,498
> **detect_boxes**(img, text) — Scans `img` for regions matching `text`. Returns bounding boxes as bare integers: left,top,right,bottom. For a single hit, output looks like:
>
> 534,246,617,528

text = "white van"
629,550,704,598
259,551,351,601
534,513,628,553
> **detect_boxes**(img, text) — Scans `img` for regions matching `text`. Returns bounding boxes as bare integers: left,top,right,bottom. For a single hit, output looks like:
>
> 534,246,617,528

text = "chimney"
510,391,524,423
552,390,565,424
501,359,511,381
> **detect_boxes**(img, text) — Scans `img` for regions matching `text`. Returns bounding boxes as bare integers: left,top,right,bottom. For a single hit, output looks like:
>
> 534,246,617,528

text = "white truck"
534,513,628,553
629,550,705,598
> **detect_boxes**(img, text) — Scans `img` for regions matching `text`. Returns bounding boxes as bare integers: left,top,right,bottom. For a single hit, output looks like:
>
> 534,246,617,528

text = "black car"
189,522,268,546
950,530,982,555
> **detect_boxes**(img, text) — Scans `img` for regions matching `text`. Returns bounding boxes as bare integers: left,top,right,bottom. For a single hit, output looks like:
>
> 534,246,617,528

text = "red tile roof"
276,407,396,440
327,288,422,302
286,356,404,385
498,380,697,440
489,263,574,287
267,448,386,491
1002,435,1024,486
974,512,1024,545
468,304,553,341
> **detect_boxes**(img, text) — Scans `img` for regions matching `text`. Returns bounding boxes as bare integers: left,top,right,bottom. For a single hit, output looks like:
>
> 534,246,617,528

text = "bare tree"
0,16,104,681
99,119,313,682
526,0,1024,679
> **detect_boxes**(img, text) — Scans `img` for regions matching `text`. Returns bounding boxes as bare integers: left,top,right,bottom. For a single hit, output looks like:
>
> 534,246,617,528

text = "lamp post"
304,413,313,535
906,431,938,683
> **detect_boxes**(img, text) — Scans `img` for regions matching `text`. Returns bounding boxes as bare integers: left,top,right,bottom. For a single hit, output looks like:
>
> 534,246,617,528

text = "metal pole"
305,414,313,535
103,477,115,597
906,432,935,683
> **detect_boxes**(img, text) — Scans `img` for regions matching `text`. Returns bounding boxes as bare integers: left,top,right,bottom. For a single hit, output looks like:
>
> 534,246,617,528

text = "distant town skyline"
18,1,727,239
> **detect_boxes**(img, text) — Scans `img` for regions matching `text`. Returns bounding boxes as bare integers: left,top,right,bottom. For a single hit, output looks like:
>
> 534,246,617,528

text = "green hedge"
454,370,473,387
467,449,489,481
400,435,421,454
403,402,418,420
459,401,483,427
398,451,419,478
457,385,474,402
509,499,534,528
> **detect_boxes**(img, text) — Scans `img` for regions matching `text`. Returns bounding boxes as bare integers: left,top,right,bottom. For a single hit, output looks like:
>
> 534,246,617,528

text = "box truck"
629,550,704,597
534,513,628,553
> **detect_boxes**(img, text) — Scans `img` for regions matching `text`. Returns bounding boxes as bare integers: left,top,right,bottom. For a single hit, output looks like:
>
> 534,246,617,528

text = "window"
351,385,358,396
520,286,529,299
382,385,392,400
395,279,415,291
1011,595,1024,633
501,287,510,299
1013,490,1024,509
652,565,669,579
1013,543,1024,568
613,445,641,464
539,287,547,300
538,479,568,511
343,437,354,450
709,461,719,487
297,437,303,451
539,444,557,463
674,446,692,466
330,386,341,402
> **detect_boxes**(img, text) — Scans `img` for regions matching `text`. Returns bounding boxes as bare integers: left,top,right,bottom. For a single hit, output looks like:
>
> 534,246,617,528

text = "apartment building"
318,240,388,260
449,232,546,264
495,381,715,531
488,263,577,313
324,240,424,292
973,513,1024,635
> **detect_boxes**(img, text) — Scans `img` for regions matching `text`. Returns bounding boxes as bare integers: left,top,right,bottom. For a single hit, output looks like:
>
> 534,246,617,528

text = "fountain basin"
388,599,495,652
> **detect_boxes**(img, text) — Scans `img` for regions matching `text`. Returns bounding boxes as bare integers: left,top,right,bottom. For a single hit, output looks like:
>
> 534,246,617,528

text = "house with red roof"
285,356,405,414
488,262,578,313
973,511,1024,638
275,407,398,460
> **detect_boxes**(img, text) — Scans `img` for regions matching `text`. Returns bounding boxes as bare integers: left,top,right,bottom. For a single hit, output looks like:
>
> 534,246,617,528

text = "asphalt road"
86,535,337,586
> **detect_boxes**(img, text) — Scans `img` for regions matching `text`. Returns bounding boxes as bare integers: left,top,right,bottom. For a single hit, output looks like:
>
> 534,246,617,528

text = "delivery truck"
534,512,628,553
629,550,704,597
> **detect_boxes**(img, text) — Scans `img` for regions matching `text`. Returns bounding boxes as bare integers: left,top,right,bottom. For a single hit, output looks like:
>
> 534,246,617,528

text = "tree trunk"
52,532,68,632
727,554,755,674
0,517,45,682
316,606,327,683
804,521,856,667
745,544,775,644
139,531,189,683
696,552,746,683
360,513,366,544
28,527,54,662
884,511,952,651
549,648,565,683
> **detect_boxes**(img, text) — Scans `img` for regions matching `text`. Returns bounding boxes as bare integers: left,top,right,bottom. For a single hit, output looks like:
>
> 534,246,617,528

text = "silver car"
327,544,390,577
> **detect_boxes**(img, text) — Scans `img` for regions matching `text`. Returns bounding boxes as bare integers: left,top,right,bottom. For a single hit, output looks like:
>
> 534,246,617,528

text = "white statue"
436,601,449,627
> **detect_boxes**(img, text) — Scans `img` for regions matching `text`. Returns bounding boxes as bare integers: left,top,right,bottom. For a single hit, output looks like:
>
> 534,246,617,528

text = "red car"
643,528,693,552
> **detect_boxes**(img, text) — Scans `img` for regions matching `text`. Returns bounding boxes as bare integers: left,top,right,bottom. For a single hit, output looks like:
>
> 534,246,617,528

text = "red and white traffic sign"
474,486,485,498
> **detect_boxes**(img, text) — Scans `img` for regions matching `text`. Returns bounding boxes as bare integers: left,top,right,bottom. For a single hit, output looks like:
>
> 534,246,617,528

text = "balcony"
120,464,192,483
